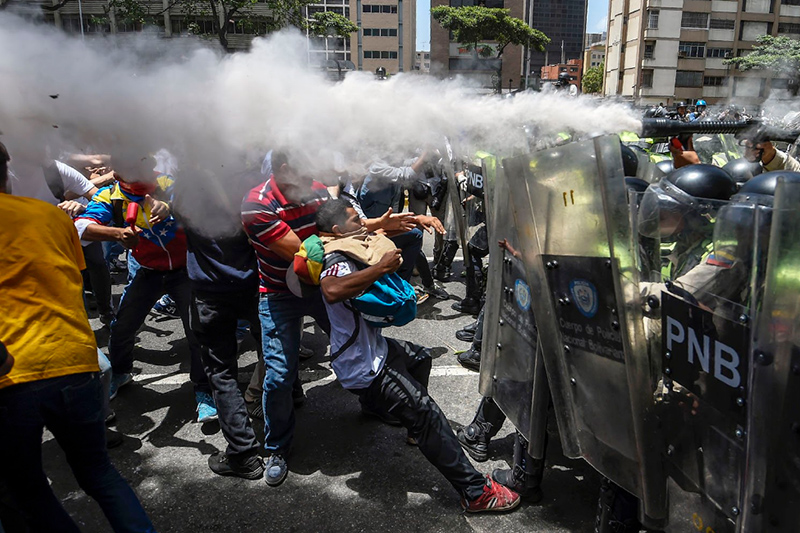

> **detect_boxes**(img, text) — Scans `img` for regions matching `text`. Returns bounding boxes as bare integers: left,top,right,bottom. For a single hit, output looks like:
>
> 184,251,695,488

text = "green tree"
431,5,549,92
725,35,800,94
582,62,603,94
306,10,358,38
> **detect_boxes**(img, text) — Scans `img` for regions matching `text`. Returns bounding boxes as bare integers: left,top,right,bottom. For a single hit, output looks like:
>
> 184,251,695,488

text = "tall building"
604,0,800,107
414,50,432,72
430,0,587,90
583,39,605,75
528,0,589,82
356,0,416,73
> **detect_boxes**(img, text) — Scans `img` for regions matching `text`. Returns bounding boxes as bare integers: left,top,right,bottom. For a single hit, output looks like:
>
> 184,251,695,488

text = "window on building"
742,21,770,40
450,0,504,6
642,69,654,88
706,47,732,58
647,9,659,29
704,76,725,86
778,23,800,34
679,41,706,57
772,78,791,89
676,70,704,87
782,0,800,5
681,12,709,29
643,41,655,59
710,18,735,29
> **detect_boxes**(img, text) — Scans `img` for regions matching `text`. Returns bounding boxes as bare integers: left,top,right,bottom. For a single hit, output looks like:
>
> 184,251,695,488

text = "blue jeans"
258,292,330,454
0,373,156,532
389,228,424,282
109,266,210,393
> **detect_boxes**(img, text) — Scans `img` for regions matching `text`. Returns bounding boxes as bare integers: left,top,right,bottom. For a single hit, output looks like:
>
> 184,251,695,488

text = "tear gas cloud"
0,13,641,232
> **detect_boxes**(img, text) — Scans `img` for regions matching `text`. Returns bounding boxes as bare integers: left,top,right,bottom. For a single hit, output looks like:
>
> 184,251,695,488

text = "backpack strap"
42,163,65,202
329,301,360,362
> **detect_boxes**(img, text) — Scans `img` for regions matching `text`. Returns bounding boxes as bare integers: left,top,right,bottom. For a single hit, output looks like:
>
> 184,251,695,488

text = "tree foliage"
724,35,800,76
306,11,358,37
582,62,603,94
431,6,549,57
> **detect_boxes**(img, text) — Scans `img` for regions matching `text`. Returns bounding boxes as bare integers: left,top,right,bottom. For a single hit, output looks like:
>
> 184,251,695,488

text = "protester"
74,155,217,421
0,141,156,532
315,199,521,512
241,150,332,486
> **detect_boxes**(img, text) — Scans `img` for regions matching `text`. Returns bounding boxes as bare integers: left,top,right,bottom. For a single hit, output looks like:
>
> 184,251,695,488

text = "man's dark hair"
316,198,351,233
0,141,9,190
271,151,289,171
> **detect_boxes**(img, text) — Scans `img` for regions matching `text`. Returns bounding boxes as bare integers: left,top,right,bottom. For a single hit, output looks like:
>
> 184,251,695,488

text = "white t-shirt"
319,256,388,390
9,161,94,206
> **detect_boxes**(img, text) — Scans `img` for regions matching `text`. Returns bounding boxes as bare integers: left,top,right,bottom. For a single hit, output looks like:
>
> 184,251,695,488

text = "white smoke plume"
0,13,641,232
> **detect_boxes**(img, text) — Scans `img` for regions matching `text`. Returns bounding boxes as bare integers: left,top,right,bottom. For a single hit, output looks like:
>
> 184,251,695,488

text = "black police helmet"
655,159,674,176
676,101,687,109
620,144,639,177
665,164,737,201
737,170,800,198
625,177,649,193
722,158,762,186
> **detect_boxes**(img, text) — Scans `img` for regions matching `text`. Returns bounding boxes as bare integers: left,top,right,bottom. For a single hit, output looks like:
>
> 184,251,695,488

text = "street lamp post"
77,0,85,39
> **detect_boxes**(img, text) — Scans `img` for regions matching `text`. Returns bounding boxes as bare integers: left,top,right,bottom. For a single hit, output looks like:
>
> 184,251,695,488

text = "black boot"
595,478,642,533
433,240,459,282
456,320,479,342
457,346,481,371
491,432,544,503
452,262,482,315
457,420,491,462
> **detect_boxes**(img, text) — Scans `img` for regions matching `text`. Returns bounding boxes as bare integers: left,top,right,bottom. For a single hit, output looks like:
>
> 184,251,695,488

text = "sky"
416,0,610,51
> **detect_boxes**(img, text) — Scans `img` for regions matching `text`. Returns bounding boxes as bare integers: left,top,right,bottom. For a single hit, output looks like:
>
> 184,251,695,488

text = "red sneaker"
462,476,522,513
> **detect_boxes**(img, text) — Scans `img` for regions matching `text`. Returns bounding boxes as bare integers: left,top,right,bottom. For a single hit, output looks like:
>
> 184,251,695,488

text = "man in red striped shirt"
241,151,331,487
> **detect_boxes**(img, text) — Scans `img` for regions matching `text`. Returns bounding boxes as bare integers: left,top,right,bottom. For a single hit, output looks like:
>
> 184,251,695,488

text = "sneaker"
457,347,481,372
264,454,289,487
152,295,179,318
196,391,218,423
462,476,521,513
208,451,265,480
109,372,133,401
422,283,449,300
414,287,430,305
108,257,128,274
456,321,479,343
246,400,264,420
492,467,544,503
298,344,314,360
361,404,402,426
457,423,490,462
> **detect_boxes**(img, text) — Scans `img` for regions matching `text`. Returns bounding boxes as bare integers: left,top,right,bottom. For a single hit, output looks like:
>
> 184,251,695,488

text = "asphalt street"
48,240,603,533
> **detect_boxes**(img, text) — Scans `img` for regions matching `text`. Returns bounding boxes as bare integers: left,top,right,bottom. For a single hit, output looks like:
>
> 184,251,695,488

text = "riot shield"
741,179,800,532
441,141,471,271
478,155,543,445
503,136,665,522
644,189,771,532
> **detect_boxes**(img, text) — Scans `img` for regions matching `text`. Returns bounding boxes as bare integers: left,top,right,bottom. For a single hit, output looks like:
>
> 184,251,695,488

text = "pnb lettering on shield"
665,316,742,388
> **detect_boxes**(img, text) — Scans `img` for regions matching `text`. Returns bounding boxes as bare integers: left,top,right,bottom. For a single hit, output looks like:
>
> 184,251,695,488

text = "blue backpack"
352,272,417,328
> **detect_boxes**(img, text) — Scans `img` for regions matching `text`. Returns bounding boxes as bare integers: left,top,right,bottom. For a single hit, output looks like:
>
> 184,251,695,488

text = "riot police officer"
722,157,762,189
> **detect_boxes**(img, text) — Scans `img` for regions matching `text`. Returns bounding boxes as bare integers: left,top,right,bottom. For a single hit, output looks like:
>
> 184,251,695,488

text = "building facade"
414,50,431,72
583,40,605,75
541,58,583,87
25,0,414,73
528,0,589,81
604,0,800,106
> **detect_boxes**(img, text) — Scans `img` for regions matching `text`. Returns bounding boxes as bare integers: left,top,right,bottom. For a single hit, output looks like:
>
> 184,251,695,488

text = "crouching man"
315,199,520,513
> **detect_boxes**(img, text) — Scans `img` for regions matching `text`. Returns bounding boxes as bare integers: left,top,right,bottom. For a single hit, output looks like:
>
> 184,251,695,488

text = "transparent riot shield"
441,141,471,271
503,136,665,522
478,155,543,445
643,190,770,532
741,179,800,532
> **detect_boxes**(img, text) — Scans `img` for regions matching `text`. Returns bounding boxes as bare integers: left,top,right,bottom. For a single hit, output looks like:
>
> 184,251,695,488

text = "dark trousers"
109,266,209,393
190,288,260,458
0,373,155,532
473,305,485,349
389,229,423,282
258,292,331,454
83,241,114,316
473,396,506,440
355,339,486,501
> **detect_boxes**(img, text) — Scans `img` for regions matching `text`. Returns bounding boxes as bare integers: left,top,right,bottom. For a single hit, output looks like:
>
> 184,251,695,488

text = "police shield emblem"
570,279,598,318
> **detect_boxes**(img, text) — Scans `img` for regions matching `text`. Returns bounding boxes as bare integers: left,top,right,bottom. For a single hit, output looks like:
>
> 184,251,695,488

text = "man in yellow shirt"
0,142,155,532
